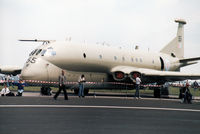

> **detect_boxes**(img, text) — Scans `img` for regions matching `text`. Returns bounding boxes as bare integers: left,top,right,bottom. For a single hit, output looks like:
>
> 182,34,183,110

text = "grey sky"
0,0,200,73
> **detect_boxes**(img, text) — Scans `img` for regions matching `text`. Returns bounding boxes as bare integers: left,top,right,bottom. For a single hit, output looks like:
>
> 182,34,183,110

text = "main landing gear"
153,86,169,98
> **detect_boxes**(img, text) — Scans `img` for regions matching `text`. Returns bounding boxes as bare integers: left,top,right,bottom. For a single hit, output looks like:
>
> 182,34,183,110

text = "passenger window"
114,56,117,60
131,57,134,62
135,58,138,62
122,57,125,61
99,55,102,59
140,58,142,62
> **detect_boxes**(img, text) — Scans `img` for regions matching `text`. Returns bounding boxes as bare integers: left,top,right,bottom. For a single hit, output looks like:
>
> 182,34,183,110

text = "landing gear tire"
74,89,79,94
154,87,161,98
84,89,89,95
153,86,169,98
41,86,52,96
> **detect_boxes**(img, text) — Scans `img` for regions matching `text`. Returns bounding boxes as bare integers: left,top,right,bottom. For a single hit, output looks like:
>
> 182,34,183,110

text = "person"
193,81,199,92
181,83,192,104
78,74,86,98
1,84,15,96
54,70,68,100
135,74,141,99
14,80,26,96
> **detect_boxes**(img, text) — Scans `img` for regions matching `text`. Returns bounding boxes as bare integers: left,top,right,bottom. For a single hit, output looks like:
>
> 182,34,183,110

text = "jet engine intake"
113,71,126,81
129,72,141,80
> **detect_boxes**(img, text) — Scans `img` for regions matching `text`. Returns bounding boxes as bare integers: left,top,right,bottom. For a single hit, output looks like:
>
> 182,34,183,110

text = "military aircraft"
20,19,200,97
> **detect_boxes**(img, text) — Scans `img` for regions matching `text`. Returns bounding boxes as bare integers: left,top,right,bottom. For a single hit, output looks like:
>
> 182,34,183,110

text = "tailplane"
160,19,186,58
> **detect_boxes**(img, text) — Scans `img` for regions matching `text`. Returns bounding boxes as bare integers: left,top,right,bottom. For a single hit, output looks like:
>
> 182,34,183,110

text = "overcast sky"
0,0,200,73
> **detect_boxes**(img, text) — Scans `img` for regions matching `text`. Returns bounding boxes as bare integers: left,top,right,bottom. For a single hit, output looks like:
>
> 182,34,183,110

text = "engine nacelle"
129,72,141,81
113,71,126,81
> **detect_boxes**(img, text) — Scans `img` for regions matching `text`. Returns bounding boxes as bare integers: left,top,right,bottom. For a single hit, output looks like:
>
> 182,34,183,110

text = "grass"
0,85,199,96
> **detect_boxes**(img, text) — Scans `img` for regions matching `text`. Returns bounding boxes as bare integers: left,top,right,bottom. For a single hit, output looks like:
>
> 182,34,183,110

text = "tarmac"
0,92,200,134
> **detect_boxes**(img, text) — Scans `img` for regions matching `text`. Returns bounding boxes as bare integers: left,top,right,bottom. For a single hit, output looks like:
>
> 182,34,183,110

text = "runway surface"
0,96,200,134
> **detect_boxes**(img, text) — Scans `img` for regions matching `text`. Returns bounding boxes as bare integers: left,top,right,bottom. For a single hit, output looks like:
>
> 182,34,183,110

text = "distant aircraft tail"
160,19,186,58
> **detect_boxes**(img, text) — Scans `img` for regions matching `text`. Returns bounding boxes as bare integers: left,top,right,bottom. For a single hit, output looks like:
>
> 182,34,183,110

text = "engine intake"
113,71,126,81
129,72,141,80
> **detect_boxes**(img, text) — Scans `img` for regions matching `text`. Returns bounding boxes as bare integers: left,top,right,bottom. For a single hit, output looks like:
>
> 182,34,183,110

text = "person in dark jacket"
14,80,26,96
181,83,192,104
54,70,68,100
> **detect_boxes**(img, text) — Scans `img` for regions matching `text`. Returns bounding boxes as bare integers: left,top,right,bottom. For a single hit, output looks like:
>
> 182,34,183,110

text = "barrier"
0,80,191,88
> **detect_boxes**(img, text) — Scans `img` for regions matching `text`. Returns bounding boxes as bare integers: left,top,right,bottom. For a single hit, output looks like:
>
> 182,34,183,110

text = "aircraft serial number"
26,57,37,64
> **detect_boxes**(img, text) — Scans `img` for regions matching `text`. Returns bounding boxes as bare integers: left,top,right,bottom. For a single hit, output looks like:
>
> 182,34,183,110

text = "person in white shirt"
135,74,141,99
1,84,14,96
78,74,86,98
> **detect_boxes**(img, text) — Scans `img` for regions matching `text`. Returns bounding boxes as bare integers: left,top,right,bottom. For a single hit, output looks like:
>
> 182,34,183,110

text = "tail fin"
160,19,186,58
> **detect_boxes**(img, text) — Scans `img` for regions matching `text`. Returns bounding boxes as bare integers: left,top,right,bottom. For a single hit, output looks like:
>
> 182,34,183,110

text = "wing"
0,65,21,75
111,66,200,84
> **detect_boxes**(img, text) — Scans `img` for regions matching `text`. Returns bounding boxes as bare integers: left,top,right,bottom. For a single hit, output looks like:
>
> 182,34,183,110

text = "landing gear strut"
41,86,52,96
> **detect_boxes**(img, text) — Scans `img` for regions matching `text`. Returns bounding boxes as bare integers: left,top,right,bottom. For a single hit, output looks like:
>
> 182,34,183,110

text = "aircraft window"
122,57,125,61
99,55,102,59
41,50,47,56
83,53,86,58
152,60,155,64
36,49,42,55
135,58,138,62
114,56,117,60
43,48,56,56
140,58,142,62
131,57,134,62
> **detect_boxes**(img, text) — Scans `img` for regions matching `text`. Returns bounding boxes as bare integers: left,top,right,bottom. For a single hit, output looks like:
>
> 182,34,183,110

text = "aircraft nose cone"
20,68,35,80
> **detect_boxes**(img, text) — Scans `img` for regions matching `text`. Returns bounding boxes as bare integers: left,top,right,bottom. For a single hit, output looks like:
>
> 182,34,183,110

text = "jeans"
79,84,84,97
54,85,68,100
135,84,140,97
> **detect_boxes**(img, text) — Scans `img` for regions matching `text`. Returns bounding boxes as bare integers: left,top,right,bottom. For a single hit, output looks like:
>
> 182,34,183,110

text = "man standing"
54,70,68,100
78,74,86,98
135,74,141,99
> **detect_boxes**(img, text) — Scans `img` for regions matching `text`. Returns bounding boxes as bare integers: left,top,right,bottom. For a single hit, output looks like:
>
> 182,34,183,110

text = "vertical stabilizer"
160,19,186,58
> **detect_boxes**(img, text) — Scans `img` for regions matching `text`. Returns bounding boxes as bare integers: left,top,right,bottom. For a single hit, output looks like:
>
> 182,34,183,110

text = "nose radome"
20,68,36,80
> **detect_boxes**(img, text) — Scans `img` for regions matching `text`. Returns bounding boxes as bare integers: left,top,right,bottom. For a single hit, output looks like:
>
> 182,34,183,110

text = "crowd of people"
1,72,199,104
0,75,26,97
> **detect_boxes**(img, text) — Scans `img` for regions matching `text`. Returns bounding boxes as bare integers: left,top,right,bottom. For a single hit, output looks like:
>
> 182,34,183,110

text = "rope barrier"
0,80,193,88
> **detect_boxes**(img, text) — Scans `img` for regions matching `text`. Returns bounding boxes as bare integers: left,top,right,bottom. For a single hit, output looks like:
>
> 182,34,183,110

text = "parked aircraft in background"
18,19,200,97
0,65,21,76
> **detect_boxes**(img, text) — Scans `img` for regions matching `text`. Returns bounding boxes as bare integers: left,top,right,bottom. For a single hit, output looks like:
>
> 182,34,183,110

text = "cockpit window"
36,49,42,55
42,47,56,56
41,50,47,56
